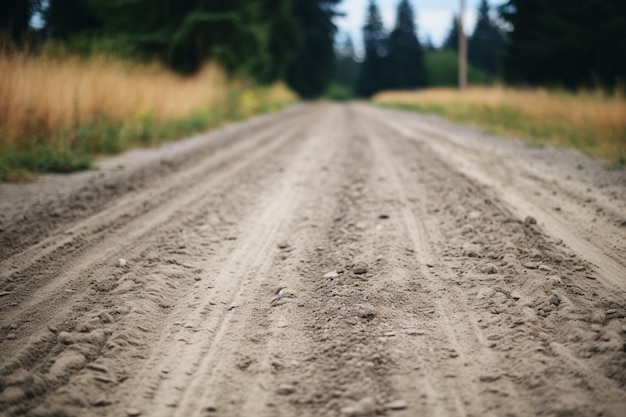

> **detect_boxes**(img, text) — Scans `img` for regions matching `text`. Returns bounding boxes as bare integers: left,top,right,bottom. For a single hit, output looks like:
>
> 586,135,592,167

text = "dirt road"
1,103,625,417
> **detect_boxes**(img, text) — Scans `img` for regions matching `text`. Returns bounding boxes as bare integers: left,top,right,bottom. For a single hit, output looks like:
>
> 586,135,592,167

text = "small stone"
323,271,339,279
524,216,537,225
341,397,376,416
205,405,217,412
276,384,296,395
386,400,407,410
538,265,552,272
406,329,425,336
58,331,73,344
91,398,111,407
353,262,368,275
481,264,497,274
379,214,390,219
117,258,127,267
126,408,141,417
5,333,16,340
548,294,561,306
0,291,10,297
0,386,25,403
87,363,109,373
383,331,397,337
277,242,289,249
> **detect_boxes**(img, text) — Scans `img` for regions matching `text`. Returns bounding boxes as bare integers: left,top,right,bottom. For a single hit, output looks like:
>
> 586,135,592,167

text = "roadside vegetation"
373,87,626,168
0,50,295,181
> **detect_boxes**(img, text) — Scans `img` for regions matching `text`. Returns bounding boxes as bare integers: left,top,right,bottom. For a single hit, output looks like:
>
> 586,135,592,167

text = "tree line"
2,0,625,98
0,0,341,99
336,0,625,97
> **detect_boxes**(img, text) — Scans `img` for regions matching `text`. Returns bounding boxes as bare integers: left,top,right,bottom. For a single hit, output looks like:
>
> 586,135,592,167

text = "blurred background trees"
1,0,625,98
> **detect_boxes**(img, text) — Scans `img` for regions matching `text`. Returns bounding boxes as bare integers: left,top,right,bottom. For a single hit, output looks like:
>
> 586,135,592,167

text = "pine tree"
500,0,626,89
468,0,503,76
386,0,426,89
355,0,386,97
442,14,459,51
286,0,341,98
0,0,38,43
333,33,360,92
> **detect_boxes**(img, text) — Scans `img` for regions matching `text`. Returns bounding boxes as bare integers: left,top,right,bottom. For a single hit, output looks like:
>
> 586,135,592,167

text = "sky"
335,0,503,53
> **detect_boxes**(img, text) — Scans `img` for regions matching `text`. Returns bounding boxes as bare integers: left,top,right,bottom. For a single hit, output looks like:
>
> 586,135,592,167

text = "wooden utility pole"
458,0,467,91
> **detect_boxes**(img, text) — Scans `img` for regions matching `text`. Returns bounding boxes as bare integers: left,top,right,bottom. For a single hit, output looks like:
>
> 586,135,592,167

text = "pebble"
126,408,141,417
0,291,10,297
87,363,109,373
353,262,368,275
481,264,498,274
117,258,127,267
538,265,552,272
406,329,425,336
548,294,561,306
524,216,537,225
323,271,339,279
6,333,16,340
341,397,376,416
58,331,73,344
276,384,296,395
277,242,289,249
91,398,111,407
386,400,408,410
379,214,390,219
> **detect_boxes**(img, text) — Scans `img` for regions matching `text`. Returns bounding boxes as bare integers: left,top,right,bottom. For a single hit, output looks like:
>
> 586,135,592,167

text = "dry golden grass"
374,86,626,167
0,51,232,147
0,51,297,180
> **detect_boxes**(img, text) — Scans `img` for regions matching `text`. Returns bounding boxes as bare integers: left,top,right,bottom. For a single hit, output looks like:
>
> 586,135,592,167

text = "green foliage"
426,50,492,87
325,84,354,101
500,0,626,89
286,0,341,99
43,0,299,81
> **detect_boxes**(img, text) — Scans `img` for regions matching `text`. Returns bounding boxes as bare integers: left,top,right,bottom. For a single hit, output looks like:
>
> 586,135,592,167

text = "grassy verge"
0,51,296,181
374,87,626,168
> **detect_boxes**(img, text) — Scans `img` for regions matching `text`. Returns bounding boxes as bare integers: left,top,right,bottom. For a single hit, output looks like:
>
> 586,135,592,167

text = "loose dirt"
1,103,625,417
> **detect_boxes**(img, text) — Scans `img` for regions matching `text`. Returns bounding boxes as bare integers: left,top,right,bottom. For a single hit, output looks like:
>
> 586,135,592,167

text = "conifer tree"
0,0,39,43
286,0,341,98
356,0,386,97
442,14,459,51
500,0,626,89
386,0,426,89
333,33,360,92
468,0,502,76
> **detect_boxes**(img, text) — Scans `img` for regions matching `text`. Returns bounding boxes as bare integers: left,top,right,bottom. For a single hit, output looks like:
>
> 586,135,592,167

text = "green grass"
0,101,289,181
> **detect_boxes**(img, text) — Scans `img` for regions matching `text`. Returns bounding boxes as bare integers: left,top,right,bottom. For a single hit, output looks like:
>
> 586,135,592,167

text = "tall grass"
374,87,626,168
0,50,296,180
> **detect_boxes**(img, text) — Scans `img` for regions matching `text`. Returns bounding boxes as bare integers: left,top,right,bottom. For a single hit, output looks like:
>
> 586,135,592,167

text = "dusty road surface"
1,103,626,417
